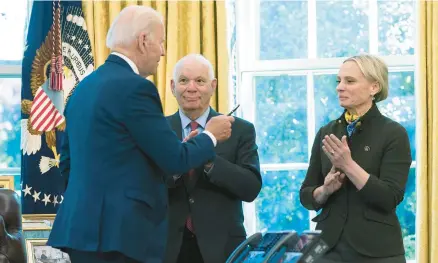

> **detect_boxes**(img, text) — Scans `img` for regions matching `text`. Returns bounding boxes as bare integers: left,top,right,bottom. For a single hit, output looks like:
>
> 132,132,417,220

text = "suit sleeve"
59,99,71,192
205,123,262,202
300,128,325,211
358,125,412,212
123,81,216,175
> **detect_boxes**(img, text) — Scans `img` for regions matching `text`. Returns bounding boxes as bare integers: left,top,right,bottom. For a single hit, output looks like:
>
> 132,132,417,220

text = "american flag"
30,87,65,132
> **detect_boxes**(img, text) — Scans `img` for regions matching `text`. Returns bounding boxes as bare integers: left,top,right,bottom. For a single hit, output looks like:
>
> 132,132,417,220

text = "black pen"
227,104,240,116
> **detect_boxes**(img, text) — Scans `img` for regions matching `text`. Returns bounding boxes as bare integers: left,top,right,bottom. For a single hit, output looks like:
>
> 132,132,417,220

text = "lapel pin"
364,146,370,151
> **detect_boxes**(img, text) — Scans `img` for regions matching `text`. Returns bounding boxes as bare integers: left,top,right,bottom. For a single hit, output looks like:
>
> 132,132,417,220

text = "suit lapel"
207,107,219,122
334,119,348,140
168,111,198,191
169,112,183,141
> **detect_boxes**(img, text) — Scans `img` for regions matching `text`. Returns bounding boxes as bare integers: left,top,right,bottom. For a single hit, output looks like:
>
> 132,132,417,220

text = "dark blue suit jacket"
47,54,216,262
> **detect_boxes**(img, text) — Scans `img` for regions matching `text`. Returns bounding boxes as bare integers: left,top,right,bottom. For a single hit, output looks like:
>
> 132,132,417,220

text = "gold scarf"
345,111,360,124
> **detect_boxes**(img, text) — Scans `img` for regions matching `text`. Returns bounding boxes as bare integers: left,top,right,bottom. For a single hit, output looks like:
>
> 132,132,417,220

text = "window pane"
0,1,28,61
316,0,369,58
255,75,308,163
259,0,308,60
396,167,416,260
255,170,309,233
378,71,416,160
378,0,415,56
0,78,21,168
314,74,344,130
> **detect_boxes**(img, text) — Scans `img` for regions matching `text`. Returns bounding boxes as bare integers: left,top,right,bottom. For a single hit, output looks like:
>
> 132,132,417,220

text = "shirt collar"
179,107,211,129
111,52,139,74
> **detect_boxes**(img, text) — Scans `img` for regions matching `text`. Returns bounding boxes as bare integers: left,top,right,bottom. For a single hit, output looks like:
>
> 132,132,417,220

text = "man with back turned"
47,6,234,263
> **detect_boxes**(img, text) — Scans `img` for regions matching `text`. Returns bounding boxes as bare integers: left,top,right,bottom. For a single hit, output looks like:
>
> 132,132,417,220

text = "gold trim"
45,130,57,149
22,214,56,221
30,28,54,97
25,237,70,262
27,117,43,136
0,176,14,190
21,99,32,115
23,226,52,231
25,238,48,263
56,120,66,131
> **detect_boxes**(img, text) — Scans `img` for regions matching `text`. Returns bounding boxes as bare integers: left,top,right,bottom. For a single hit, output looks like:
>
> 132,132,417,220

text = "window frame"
0,0,31,190
0,64,22,177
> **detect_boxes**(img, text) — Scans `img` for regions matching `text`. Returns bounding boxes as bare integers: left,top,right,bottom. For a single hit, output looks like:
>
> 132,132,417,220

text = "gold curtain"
82,1,229,115
417,1,438,262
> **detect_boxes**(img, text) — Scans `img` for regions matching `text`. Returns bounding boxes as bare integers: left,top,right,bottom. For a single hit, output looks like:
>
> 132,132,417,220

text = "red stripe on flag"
41,107,63,132
36,104,56,131
30,90,49,116
30,87,65,132
31,98,52,127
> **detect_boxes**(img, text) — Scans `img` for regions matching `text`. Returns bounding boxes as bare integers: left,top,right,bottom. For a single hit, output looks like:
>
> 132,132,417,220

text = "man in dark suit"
164,54,262,263
47,6,235,263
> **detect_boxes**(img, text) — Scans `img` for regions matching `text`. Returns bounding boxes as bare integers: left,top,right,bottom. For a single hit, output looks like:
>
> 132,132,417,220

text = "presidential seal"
21,4,94,176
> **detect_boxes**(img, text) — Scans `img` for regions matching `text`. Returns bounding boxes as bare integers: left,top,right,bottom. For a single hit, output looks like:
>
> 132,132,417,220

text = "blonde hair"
343,54,389,102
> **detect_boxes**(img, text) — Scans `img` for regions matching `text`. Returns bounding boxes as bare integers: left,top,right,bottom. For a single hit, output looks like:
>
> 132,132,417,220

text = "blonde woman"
300,54,411,263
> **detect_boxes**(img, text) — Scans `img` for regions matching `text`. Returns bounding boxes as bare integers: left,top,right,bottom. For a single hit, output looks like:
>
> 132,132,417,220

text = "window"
0,0,31,191
0,78,22,168
232,0,417,260
0,0,29,61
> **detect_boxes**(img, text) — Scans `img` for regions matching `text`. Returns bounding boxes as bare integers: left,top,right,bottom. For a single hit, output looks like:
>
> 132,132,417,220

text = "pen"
227,104,240,116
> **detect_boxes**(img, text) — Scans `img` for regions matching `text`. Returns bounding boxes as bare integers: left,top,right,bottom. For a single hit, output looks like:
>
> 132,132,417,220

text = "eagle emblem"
21,5,94,174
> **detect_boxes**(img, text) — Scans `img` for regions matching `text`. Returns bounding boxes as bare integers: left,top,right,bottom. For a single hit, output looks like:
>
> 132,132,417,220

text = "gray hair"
173,54,215,81
344,54,389,102
106,5,163,49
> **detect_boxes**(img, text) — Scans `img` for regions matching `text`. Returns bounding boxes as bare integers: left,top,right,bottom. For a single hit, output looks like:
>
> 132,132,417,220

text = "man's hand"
183,130,199,142
205,115,235,142
204,162,214,173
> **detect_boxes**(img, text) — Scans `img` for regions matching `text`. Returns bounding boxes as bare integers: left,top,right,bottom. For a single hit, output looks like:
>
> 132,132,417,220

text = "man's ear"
211,79,218,92
138,32,148,54
170,79,176,96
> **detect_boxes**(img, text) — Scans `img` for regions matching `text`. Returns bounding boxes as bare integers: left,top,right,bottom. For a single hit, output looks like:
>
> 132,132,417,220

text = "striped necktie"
185,121,198,233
